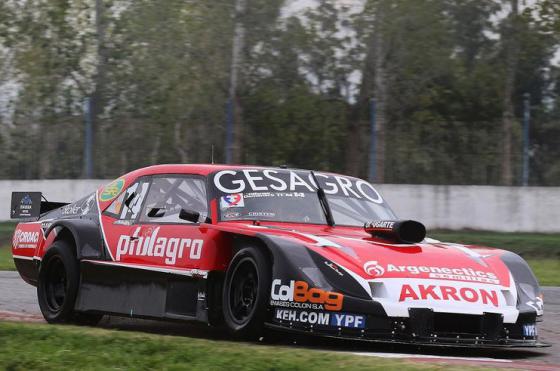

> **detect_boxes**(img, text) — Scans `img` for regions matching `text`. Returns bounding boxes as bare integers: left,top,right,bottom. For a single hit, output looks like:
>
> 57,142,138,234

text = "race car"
10,164,546,347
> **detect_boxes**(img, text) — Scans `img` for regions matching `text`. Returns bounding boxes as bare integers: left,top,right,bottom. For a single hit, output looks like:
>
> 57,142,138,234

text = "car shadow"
97,315,551,362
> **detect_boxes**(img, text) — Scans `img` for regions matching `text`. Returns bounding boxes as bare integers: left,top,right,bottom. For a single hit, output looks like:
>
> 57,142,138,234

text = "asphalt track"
1,271,559,369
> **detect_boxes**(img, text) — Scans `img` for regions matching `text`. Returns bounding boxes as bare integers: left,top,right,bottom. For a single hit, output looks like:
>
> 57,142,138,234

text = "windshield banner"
211,169,384,204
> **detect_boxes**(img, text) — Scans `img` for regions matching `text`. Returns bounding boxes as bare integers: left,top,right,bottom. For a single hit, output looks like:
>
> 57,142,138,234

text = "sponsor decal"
243,191,305,199
273,309,365,329
398,283,500,307
41,221,53,233
223,210,241,219
270,279,343,311
116,227,203,265
365,220,395,230
100,178,125,202
11,192,41,218
522,323,537,337
61,194,96,216
20,194,33,210
213,169,384,203
526,296,544,316
363,261,499,284
220,193,245,208
363,261,385,277
13,229,40,249
324,261,344,277
247,211,276,218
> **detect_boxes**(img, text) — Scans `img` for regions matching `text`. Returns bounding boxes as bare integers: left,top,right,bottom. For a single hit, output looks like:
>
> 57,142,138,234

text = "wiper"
310,171,335,227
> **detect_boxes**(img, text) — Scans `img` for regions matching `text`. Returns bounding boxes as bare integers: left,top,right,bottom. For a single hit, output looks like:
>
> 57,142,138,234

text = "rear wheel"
222,247,271,338
37,241,102,325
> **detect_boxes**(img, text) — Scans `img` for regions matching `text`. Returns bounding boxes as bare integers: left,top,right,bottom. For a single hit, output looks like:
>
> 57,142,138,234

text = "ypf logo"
364,261,385,277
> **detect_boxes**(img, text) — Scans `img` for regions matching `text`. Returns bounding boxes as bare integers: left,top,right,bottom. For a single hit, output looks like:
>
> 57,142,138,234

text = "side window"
140,176,208,224
105,180,150,221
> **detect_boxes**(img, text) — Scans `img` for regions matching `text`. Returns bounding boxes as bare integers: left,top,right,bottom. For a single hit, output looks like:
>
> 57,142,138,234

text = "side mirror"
179,208,201,223
147,207,165,218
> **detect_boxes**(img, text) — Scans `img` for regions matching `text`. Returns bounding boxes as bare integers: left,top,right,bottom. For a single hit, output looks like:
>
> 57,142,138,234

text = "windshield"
211,169,396,226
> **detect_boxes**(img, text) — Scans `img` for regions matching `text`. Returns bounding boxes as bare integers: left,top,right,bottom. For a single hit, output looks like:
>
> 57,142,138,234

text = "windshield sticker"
223,210,241,219
248,211,276,218
213,169,383,203
220,193,245,209
244,191,305,199
100,178,125,202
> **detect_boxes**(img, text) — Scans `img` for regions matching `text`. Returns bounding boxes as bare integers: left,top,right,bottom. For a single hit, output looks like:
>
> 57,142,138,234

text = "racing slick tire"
222,246,271,338
37,240,102,326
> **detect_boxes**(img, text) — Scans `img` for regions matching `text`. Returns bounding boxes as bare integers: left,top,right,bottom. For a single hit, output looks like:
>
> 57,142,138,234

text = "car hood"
214,221,512,287
213,221,521,321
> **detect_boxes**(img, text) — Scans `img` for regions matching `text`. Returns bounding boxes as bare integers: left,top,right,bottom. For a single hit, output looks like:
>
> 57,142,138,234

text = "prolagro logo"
364,261,385,277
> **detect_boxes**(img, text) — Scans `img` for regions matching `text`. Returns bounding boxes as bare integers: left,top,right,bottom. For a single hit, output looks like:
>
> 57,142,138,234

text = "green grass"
431,230,560,286
0,222,16,271
526,259,560,286
0,222,15,247
0,321,474,371
0,246,15,271
430,230,560,258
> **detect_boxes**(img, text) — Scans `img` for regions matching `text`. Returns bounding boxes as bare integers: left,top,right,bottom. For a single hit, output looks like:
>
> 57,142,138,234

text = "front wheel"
222,247,271,338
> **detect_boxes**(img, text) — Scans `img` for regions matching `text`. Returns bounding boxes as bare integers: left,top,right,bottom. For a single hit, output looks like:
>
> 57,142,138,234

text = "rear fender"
45,219,105,260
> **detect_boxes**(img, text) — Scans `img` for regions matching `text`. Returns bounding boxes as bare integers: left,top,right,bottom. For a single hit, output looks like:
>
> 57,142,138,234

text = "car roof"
123,164,282,178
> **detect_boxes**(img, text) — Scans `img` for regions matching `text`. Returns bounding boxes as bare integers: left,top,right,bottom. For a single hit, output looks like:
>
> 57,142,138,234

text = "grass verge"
0,246,15,271
0,222,16,270
526,259,560,286
0,321,472,371
432,230,560,286
0,222,15,247
430,230,560,258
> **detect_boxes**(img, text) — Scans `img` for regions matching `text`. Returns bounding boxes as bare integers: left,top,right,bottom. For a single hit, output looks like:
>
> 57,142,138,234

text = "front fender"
500,251,543,317
256,234,385,315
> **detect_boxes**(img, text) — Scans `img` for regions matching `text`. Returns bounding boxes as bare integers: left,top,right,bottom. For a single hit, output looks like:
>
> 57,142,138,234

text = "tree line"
0,0,559,185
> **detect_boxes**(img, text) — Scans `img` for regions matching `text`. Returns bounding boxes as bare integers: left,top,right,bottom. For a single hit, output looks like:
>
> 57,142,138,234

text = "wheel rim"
228,258,259,325
44,256,67,312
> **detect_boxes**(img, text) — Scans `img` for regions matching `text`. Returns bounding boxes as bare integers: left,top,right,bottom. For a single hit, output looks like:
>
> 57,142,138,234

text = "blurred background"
1,0,559,185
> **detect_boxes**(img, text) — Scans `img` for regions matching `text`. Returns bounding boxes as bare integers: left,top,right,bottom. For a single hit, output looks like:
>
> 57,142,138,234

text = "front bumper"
268,308,549,348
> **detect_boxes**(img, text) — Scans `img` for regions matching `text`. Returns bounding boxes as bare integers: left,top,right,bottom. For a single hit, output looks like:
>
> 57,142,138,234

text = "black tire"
37,241,102,326
222,247,271,338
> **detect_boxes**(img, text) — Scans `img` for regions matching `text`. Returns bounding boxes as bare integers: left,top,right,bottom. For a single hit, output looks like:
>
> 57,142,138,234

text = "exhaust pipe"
364,220,426,244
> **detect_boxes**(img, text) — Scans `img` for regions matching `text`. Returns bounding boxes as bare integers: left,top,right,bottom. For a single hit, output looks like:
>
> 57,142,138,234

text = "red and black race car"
10,164,546,347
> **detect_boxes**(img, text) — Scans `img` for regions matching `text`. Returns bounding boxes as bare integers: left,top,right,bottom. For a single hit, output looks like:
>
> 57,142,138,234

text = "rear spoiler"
10,192,69,219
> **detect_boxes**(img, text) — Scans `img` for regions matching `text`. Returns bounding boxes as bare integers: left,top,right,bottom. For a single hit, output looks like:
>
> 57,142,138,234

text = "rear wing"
10,192,69,219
